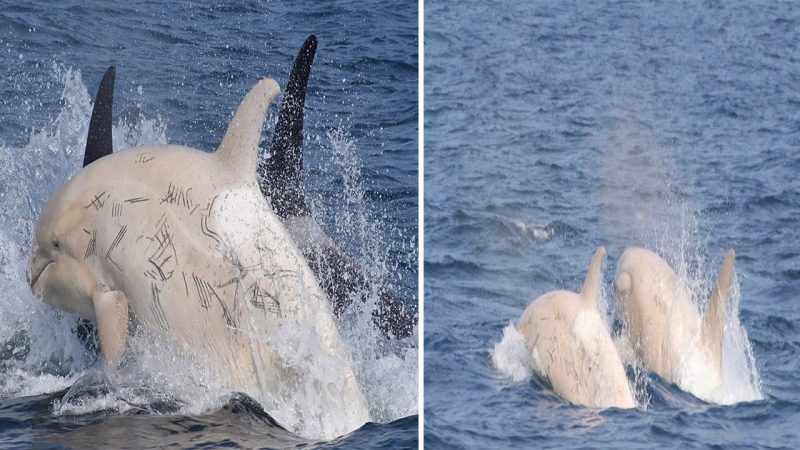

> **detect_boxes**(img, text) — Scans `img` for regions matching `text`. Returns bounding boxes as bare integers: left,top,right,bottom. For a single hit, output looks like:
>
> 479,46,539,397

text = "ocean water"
425,1,799,448
0,1,418,448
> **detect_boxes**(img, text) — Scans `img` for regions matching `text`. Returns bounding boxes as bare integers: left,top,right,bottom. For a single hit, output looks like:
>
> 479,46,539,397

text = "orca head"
28,175,102,320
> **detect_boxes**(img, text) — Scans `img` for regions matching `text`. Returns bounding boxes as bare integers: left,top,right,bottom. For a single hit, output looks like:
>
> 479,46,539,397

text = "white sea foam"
491,324,532,383
511,219,555,242
670,271,763,404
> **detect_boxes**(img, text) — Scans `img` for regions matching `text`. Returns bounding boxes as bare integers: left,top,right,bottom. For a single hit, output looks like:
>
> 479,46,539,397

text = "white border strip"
417,0,425,447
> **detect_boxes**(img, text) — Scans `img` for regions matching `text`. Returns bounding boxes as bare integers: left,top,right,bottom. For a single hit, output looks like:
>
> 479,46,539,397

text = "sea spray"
596,101,762,404
316,125,418,422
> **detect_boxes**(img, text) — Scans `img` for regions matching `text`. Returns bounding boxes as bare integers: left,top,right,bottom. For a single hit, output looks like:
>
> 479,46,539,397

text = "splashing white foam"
718,273,763,402
0,369,81,398
492,324,533,383
511,219,555,242
669,271,763,405
314,126,418,422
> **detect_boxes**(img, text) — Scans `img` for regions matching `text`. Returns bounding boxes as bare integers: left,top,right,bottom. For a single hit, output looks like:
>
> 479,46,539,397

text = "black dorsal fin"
262,35,317,218
83,66,115,167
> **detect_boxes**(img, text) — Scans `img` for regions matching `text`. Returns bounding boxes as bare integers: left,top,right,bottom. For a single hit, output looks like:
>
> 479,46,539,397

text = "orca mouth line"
28,260,54,290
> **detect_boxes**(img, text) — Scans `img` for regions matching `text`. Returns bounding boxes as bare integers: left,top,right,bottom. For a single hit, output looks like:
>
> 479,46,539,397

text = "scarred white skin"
27,79,369,439
516,247,635,409
613,247,735,401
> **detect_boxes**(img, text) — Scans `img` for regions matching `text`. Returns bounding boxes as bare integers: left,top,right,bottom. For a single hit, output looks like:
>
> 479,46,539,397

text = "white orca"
516,248,636,409
28,77,370,438
78,36,417,338
614,247,736,402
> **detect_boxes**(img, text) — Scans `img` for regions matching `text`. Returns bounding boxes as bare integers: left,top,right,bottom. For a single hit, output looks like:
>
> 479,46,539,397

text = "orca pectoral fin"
263,35,317,218
83,66,115,167
701,248,736,373
91,289,128,364
580,247,606,309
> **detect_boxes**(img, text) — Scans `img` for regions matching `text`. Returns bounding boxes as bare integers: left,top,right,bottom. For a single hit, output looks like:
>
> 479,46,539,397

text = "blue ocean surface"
0,1,417,448
425,1,798,448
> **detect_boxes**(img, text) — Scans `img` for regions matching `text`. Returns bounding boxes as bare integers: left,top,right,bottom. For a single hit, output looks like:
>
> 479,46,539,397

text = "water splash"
670,270,764,404
508,219,579,243
491,323,532,383
597,98,763,405
717,272,763,402
313,126,418,423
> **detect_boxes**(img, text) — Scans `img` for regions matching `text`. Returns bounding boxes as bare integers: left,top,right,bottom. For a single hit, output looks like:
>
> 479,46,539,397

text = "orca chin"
27,253,52,288
29,262,52,296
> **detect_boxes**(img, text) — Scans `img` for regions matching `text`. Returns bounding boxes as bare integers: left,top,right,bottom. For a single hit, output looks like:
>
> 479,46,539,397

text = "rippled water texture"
0,1,418,448
425,1,799,448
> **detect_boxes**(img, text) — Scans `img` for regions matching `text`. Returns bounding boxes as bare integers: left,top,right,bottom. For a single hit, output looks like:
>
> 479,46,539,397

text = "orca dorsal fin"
701,248,736,373
580,247,607,308
83,65,115,167
216,78,281,175
262,35,317,218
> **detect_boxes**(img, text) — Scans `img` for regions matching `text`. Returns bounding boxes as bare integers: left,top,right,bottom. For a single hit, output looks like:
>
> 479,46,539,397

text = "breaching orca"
29,77,370,439
78,36,417,338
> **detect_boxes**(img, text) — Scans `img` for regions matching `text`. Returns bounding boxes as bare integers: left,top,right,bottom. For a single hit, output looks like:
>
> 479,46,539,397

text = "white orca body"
614,247,735,402
80,37,417,339
28,79,369,439
516,248,635,409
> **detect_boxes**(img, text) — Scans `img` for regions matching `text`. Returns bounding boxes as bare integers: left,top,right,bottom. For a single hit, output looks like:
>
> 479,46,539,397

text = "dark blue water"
0,1,417,448
0,389,418,449
425,1,799,448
